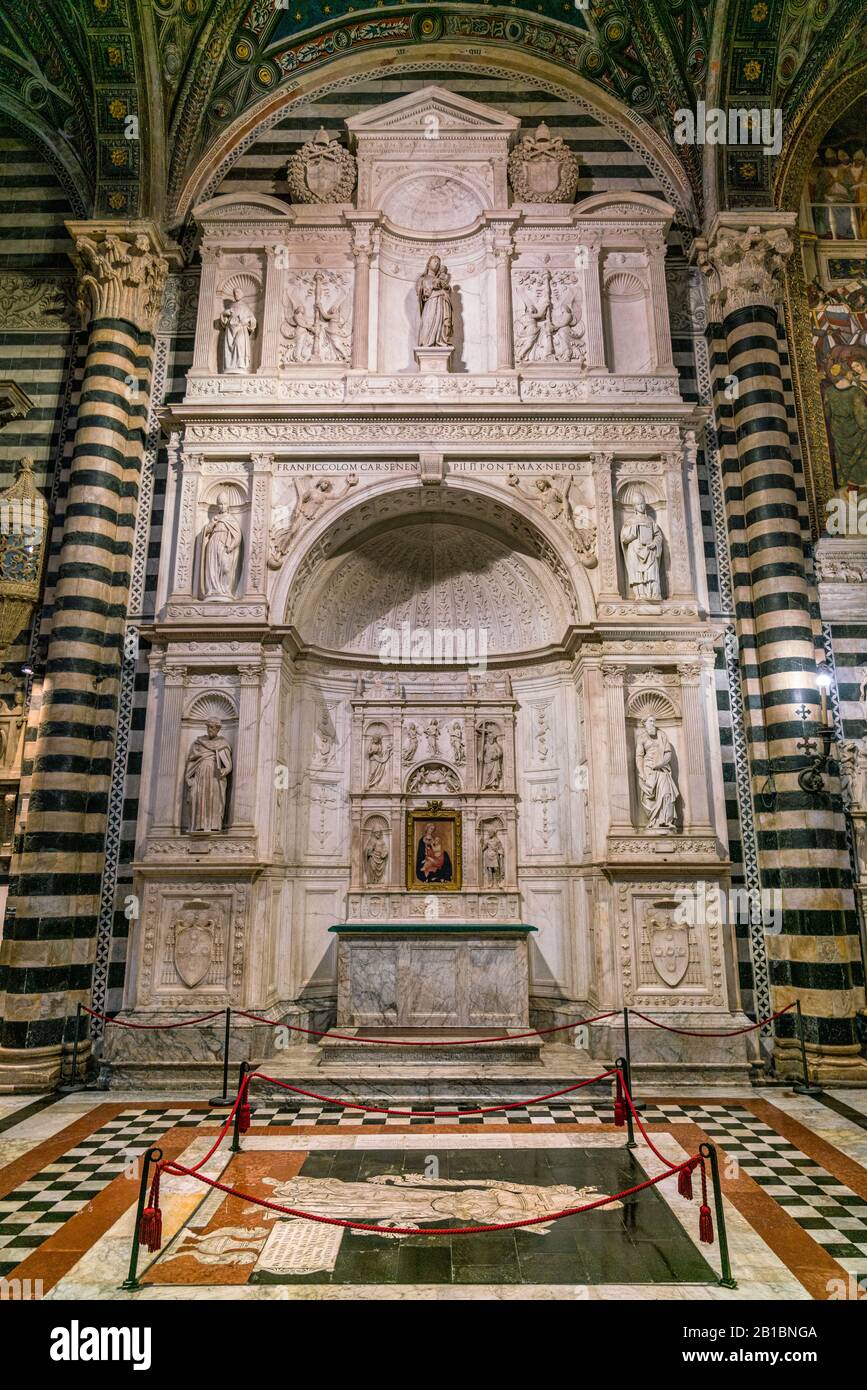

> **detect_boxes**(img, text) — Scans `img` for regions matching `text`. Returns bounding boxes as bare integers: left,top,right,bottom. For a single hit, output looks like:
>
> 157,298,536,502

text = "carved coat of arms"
647,911,690,988
508,123,580,204
286,128,357,205
173,912,220,989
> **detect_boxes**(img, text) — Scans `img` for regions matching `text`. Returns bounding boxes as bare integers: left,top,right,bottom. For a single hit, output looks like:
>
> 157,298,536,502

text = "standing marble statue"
199,492,243,599
478,724,504,790
620,492,664,599
416,255,454,347
220,288,257,374
366,733,391,788
185,720,233,832
450,721,466,765
634,717,679,832
482,829,505,888
364,827,389,884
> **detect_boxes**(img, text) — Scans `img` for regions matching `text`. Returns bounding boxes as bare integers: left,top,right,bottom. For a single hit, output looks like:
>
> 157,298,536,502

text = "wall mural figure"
620,491,664,599
199,492,243,599
185,720,233,832
220,287,257,374
634,717,679,832
807,277,867,486
416,255,454,347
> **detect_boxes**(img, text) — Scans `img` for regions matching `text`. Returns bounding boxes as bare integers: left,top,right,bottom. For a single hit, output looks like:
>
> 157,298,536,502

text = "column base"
0,1044,67,1092
774,1037,867,1084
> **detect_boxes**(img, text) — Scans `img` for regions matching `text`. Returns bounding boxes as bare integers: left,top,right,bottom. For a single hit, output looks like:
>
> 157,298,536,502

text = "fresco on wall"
808,277,867,486
808,143,867,241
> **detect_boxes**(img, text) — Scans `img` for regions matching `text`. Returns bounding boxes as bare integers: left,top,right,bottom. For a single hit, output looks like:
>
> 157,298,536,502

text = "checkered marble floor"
1,1096,866,1284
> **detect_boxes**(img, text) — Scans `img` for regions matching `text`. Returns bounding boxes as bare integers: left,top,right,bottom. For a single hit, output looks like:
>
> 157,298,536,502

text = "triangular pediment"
345,85,520,138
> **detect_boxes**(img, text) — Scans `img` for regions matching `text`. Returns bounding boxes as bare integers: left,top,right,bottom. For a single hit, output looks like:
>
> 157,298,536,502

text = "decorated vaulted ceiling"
0,0,863,229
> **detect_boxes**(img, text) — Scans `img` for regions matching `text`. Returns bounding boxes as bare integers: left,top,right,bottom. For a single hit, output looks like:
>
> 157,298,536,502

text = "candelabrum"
794,666,836,796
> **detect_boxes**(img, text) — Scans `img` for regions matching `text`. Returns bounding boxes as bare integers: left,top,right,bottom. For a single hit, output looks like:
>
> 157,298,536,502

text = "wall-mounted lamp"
795,664,837,795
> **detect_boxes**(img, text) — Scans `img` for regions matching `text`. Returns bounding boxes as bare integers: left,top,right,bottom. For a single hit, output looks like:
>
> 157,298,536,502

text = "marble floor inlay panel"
0,1088,864,1299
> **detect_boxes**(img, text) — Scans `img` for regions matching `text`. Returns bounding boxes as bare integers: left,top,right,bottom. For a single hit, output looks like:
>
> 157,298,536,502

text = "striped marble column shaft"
703,216,865,1075
0,226,168,1082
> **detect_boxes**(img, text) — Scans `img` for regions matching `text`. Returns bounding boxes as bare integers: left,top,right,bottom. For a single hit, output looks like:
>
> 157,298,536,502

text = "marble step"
316,1026,544,1066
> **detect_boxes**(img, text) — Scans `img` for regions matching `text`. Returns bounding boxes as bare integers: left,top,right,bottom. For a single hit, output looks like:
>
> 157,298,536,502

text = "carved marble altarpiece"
112,86,750,1078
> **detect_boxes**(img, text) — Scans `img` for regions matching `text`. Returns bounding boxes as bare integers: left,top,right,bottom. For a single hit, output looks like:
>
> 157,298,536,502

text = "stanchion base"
625,1140,637,1150
208,1095,233,1107
793,1082,824,1097
718,1278,738,1290
56,1082,89,1094
120,1279,140,1291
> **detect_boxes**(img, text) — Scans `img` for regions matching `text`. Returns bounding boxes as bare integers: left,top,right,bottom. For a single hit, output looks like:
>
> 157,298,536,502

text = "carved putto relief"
199,491,243,600
286,128,357,205
220,278,258,374
185,720,233,832
267,473,358,570
513,271,585,364
407,763,461,794
280,271,352,364
507,123,580,203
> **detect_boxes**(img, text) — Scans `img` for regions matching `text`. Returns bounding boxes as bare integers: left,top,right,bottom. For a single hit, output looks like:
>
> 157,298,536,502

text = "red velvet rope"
234,1009,618,1045
82,1005,224,1030
630,1003,795,1037
248,1067,619,1117
157,1152,699,1237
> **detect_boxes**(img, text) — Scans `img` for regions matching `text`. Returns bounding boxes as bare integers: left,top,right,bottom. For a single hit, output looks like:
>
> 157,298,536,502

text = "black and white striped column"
0,225,168,1089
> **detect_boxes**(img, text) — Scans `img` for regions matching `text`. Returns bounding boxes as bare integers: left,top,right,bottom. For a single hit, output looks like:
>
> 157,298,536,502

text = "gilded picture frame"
405,805,462,892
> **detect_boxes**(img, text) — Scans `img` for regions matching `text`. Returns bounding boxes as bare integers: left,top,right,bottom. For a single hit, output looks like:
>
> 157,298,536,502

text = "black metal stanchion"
622,1006,644,1113
57,1001,87,1094
699,1141,737,1289
792,999,823,1096
209,1006,233,1106
121,1146,162,1291
230,1061,249,1153
615,1055,636,1150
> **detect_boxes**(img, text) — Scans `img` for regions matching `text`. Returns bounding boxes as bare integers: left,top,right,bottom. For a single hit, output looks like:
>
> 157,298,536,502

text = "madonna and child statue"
414,255,454,373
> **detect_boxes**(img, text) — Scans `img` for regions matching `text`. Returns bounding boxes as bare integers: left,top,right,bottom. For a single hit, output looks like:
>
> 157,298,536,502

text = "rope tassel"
613,1072,626,1127
677,1163,694,1200
698,1159,714,1245
238,1083,251,1134
139,1167,163,1252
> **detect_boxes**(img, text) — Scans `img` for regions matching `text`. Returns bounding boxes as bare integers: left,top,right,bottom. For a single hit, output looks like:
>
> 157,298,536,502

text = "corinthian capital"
701,214,797,317
66,222,172,333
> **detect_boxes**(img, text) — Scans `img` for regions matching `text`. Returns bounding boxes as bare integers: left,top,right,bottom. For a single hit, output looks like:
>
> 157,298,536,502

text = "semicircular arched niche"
290,518,570,659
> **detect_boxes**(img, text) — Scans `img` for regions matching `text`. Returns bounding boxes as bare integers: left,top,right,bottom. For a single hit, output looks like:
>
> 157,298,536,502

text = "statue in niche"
366,733,391,788
220,287,257,374
199,492,243,600
364,827,390,884
424,719,442,757
403,722,420,763
634,717,679,832
416,255,454,348
482,828,505,888
185,721,233,833
450,721,465,765
477,723,504,790
620,491,664,600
